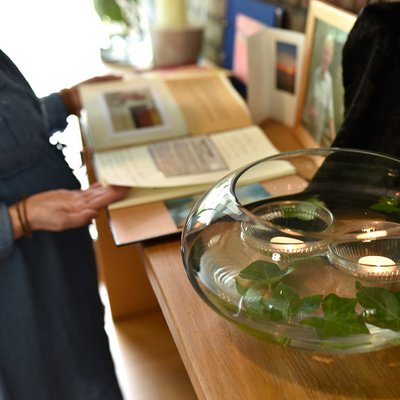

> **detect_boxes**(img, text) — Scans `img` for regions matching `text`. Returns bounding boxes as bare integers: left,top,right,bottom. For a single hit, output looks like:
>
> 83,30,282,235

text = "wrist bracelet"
16,198,32,238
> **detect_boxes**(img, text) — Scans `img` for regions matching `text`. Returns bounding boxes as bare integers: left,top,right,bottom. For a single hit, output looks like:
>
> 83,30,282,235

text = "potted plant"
93,0,144,63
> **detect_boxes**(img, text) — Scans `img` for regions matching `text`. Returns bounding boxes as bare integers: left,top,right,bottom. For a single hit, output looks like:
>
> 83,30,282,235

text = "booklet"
80,72,251,151
80,71,295,212
97,126,294,209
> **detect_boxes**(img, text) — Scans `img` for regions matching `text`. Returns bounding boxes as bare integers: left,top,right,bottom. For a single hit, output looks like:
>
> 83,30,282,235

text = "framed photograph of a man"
295,0,356,148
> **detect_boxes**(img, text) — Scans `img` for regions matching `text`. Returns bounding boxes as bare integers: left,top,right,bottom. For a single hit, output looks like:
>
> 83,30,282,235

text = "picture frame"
294,0,357,148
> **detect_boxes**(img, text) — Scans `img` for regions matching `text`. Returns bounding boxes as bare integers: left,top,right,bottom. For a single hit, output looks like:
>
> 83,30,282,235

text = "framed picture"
295,0,357,148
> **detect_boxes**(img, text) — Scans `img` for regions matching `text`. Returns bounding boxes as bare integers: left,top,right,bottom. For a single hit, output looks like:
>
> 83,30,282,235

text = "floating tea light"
241,200,333,261
357,255,397,274
328,222,400,282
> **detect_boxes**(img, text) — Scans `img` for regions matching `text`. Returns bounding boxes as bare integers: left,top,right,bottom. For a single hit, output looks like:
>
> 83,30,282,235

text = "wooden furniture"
96,120,400,399
143,239,400,400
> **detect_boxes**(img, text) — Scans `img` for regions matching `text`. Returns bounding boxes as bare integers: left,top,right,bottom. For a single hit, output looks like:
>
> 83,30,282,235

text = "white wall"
0,0,107,96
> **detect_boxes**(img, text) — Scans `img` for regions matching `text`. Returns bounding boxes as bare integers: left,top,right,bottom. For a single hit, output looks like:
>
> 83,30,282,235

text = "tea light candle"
358,255,397,274
155,0,187,28
358,255,395,266
270,236,305,252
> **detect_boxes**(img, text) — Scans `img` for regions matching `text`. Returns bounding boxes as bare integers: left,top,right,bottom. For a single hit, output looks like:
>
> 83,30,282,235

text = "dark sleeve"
0,203,13,262
40,93,69,136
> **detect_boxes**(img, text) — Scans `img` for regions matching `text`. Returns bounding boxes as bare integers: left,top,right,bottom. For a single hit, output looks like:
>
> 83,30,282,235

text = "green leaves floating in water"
370,196,400,214
301,294,369,339
236,259,400,339
239,260,294,287
356,282,400,331
236,260,321,324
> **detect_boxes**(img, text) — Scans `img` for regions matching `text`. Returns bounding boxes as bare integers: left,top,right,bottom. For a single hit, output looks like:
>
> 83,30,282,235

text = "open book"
80,72,294,212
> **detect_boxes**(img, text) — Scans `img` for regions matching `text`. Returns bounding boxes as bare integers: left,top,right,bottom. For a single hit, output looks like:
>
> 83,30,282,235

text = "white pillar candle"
155,0,187,28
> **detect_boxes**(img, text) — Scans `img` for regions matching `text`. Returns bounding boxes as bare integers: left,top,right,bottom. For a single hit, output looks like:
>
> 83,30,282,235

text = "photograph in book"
103,88,164,132
79,72,252,152
79,78,188,151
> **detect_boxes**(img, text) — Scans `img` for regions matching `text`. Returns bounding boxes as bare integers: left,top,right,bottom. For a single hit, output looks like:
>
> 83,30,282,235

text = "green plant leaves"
270,283,322,322
238,282,282,321
93,0,130,25
237,261,321,323
356,282,400,331
236,258,400,341
301,294,369,339
239,260,294,286
370,196,400,214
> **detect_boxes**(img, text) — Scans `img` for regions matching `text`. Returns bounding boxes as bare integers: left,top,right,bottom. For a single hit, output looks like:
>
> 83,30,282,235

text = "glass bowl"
181,148,400,353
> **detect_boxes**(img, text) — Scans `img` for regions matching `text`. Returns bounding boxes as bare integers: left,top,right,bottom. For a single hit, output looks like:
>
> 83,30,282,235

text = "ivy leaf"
241,284,283,321
301,293,325,314
266,283,322,322
235,280,248,296
301,294,369,339
370,196,400,213
239,260,294,286
356,281,400,331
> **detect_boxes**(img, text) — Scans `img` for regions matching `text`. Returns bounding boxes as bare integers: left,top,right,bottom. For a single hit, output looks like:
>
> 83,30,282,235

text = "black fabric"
331,3,400,156
0,49,123,399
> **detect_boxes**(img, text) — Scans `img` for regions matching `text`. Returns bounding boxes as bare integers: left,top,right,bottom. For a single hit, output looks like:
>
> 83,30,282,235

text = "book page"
247,26,305,126
108,183,212,210
80,78,188,151
165,74,252,135
94,125,294,189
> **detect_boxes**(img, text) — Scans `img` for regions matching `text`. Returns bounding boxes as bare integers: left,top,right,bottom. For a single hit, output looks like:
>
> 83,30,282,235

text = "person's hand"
11,183,129,237
60,74,122,116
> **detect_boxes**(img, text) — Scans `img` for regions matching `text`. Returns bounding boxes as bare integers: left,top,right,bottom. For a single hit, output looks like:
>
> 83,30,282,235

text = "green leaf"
322,294,359,321
301,294,369,339
241,284,283,321
239,260,294,286
267,283,322,321
356,282,400,331
370,196,400,213
235,280,248,296
93,0,130,25
301,294,324,314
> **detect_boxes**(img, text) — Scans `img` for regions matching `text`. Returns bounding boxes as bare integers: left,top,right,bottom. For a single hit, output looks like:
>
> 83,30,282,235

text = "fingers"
81,74,122,86
23,184,130,232
62,209,99,229
82,184,129,209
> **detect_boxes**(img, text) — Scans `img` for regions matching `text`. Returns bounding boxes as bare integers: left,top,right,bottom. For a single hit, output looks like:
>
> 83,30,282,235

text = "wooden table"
143,239,400,400
100,120,400,399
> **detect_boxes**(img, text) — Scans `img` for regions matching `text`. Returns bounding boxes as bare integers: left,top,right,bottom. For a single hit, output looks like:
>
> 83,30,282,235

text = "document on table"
93,125,292,189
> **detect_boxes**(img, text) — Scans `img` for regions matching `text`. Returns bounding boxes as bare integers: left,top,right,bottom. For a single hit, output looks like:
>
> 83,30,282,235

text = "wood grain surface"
143,240,400,400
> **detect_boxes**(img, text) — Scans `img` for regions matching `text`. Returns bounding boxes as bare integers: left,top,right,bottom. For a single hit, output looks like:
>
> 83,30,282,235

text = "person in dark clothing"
0,49,128,399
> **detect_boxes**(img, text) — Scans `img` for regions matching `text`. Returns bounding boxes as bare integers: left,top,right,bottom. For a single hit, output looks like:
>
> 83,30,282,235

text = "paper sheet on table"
94,125,293,188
